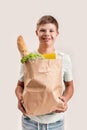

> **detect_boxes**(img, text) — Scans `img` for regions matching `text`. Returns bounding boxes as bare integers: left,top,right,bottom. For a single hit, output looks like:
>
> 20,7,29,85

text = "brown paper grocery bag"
17,35,64,116
23,58,65,116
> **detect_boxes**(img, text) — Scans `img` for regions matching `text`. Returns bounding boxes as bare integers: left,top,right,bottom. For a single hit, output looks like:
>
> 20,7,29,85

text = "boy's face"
36,23,59,47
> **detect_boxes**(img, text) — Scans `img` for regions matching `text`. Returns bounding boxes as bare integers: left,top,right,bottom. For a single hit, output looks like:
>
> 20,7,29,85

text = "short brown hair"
36,15,59,31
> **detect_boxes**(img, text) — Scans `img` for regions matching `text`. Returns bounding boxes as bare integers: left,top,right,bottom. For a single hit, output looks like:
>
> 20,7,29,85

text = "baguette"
17,35,29,57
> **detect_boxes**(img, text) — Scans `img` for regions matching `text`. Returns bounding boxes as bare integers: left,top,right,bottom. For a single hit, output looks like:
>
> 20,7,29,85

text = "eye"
50,30,54,32
39,29,46,32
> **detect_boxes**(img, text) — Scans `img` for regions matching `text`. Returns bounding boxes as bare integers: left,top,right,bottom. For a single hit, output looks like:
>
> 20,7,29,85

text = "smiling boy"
15,15,74,130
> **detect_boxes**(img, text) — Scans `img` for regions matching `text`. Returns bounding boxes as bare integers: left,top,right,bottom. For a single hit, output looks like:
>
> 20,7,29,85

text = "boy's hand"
17,93,26,114
55,96,68,113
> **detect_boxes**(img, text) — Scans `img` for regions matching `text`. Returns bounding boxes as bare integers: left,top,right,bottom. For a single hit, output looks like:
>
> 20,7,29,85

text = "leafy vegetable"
21,53,44,63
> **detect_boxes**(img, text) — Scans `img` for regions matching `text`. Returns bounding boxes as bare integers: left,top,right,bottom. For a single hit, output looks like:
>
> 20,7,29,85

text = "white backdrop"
0,0,87,130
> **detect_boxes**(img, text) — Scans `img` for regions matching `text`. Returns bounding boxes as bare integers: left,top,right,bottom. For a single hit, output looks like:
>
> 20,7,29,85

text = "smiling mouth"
42,38,51,42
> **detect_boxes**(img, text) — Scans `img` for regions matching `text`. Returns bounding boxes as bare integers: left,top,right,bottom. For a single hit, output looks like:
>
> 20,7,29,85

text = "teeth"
43,38,50,40
43,39,50,41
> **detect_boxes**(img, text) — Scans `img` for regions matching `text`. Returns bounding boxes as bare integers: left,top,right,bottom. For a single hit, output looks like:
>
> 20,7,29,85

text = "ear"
35,30,38,36
56,31,59,36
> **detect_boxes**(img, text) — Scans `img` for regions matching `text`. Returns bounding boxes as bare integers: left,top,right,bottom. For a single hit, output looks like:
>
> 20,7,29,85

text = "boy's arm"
15,80,26,114
63,80,74,102
55,80,74,113
15,80,24,100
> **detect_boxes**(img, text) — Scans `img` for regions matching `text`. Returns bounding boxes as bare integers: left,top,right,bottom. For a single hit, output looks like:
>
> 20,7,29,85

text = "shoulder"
56,50,72,69
56,50,71,61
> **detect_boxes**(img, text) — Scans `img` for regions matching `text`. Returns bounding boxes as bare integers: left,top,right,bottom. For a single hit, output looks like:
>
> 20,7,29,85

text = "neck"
38,45,55,54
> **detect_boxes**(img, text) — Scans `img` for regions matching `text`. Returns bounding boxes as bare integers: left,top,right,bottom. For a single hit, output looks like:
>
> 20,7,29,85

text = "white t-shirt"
18,51,73,124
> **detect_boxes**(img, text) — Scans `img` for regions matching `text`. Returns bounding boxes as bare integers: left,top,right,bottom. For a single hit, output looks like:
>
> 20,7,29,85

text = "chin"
43,43,51,47
43,41,52,45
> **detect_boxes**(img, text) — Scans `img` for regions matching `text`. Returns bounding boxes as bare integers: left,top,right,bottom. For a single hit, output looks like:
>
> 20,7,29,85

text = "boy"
15,15,74,130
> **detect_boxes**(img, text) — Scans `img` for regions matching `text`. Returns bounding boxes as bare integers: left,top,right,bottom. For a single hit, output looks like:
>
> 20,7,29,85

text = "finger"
18,105,26,114
55,105,68,113
59,96,67,106
55,110,62,113
59,96,65,102
18,94,23,101
18,102,26,114
20,100,24,104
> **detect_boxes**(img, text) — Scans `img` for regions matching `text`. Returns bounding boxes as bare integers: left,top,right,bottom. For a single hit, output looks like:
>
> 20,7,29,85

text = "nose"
44,30,50,35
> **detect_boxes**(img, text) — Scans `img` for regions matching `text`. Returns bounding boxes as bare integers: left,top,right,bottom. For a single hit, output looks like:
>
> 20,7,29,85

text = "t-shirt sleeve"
63,54,73,82
18,64,24,82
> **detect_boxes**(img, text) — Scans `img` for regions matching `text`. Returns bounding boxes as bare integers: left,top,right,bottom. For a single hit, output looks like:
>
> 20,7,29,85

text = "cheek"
52,34,57,39
37,34,41,38
53,33,58,39
38,32,43,37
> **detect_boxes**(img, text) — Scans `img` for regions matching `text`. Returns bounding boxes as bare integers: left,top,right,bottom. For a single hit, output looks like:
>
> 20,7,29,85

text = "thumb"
59,96,66,102
18,93,23,101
